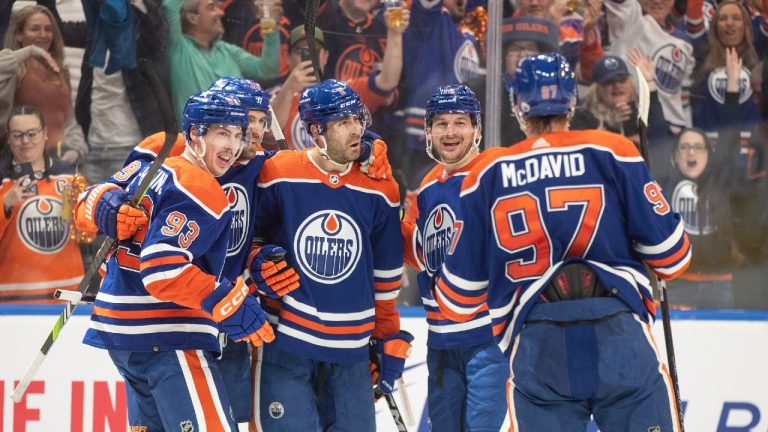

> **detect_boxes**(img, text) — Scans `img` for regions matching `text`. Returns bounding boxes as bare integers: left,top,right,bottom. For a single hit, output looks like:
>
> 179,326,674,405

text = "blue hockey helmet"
209,76,272,130
298,79,371,134
509,53,577,117
425,84,482,127
182,90,249,141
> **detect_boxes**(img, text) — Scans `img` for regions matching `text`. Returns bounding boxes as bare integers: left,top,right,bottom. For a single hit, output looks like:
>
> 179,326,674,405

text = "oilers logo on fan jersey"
423,204,456,275
17,195,69,254
454,39,482,83
707,66,752,104
290,115,314,150
671,179,714,235
652,44,690,93
294,210,362,284
224,183,249,257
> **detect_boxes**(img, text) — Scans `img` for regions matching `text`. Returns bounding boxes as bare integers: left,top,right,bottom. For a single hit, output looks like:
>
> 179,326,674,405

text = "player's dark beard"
237,147,257,161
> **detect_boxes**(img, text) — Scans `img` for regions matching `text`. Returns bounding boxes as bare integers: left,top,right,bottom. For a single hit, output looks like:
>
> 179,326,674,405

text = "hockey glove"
358,130,392,180
91,184,148,240
245,244,300,299
202,278,275,346
373,331,414,394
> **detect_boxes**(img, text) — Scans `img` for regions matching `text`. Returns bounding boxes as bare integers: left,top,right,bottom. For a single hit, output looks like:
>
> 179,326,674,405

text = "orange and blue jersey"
254,149,403,363
0,160,84,303
124,132,277,282
436,130,692,355
401,159,494,349
81,156,233,353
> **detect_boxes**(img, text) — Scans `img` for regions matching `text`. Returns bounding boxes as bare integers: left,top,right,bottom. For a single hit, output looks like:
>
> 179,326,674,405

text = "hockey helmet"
298,79,371,134
425,84,481,127
509,53,576,117
182,90,249,141
209,77,272,130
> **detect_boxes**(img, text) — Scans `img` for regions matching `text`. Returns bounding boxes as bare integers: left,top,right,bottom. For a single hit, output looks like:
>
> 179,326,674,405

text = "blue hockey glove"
245,244,300,299
94,186,147,240
373,331,414,394
358,130,391,179
202,278,275,346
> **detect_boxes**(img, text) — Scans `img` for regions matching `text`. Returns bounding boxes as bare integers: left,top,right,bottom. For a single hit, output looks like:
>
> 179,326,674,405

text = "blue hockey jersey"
81,156,233,353
253,149,403,364
402,159,495,350
436,130,692,355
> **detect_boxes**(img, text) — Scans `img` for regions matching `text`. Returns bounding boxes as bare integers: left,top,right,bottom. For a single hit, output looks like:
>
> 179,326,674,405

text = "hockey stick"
304,0,324,82
11,59,178,403
636,67,685,431
396,376,416,426
268,106,289,150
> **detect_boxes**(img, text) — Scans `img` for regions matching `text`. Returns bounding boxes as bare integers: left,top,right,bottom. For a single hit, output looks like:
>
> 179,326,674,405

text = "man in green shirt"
162,0,280,122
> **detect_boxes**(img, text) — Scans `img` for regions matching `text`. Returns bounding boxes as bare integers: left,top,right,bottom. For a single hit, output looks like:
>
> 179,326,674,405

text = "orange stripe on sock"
182,351,226,432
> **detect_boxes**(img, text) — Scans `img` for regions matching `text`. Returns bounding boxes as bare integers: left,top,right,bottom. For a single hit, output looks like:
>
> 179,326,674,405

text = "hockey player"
401,84,507,431
73,91,274,431
435,54,692,431
250,79,411,431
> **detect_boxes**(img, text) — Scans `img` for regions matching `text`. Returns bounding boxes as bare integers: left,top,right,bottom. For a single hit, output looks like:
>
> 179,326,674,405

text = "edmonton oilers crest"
16,196,69,254
652,43,689,93
453,40,481,83
422,204,456,274
707,66,752,104
224,183,249,257
294,210,362,284
672,179,714,235
291,115,315,150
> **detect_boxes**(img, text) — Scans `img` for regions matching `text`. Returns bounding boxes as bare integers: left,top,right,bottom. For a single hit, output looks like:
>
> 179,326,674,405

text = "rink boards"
2,305,767,432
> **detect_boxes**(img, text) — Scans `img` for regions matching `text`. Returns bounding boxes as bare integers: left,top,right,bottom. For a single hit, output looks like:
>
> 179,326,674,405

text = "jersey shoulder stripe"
164,157,229,218
460,130,642,195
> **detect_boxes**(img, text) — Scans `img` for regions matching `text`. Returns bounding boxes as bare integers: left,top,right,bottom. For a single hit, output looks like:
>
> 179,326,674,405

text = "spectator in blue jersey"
660,127,741,308
73,91,276,431
250,80,410,431
401,84,507,431
435,54,691,431
466,16,560,148
161,0,280,122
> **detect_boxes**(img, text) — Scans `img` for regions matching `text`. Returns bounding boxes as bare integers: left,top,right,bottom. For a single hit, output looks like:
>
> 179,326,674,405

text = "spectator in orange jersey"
0,106,84,303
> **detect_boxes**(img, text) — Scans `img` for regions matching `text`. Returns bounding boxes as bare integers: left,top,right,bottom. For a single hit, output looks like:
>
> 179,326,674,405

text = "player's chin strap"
426,127,482,173
312,134,354,172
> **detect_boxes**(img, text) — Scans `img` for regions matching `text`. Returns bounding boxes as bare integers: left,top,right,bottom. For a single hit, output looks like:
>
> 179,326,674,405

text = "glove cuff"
201,278,248,322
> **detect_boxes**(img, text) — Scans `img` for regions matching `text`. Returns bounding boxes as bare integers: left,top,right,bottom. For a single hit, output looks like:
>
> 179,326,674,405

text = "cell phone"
301,48,311,62
13,162,38,194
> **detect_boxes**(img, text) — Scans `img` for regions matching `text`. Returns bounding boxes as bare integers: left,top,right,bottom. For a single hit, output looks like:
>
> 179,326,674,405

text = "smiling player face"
427,113,478,165
200,125,244,176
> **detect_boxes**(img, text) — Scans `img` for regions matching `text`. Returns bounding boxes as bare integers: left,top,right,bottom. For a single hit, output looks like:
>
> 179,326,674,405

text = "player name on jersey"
501,152,586,188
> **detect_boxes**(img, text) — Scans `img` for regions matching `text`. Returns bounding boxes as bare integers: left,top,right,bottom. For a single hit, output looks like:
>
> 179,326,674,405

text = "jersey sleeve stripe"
375,280,401,290
141,264,190,286
95,293,167,304
140,255,190,269
644,235,690,267
434,287,486,322
653,250,693,279
633,220,686,255
375,291,400,301
374,268,403,278
436,277,488,306
142,243,193,260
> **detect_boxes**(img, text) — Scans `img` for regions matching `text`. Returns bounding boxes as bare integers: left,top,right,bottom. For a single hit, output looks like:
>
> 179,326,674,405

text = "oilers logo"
294,210,362,284
707,66,752,104
422,204,456,275
335,44,382,82
672,179,714,235
16,196,69,254
453,40,481,83
224,183,249,257
652,44,690,93
291,115,315,149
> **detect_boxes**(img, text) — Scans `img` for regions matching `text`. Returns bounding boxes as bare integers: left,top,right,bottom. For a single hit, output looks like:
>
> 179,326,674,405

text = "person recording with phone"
0,106,85,303
572,51,670,150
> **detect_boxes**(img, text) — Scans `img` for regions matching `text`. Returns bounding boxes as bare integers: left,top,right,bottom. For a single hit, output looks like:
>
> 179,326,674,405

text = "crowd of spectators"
0,0,766,309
